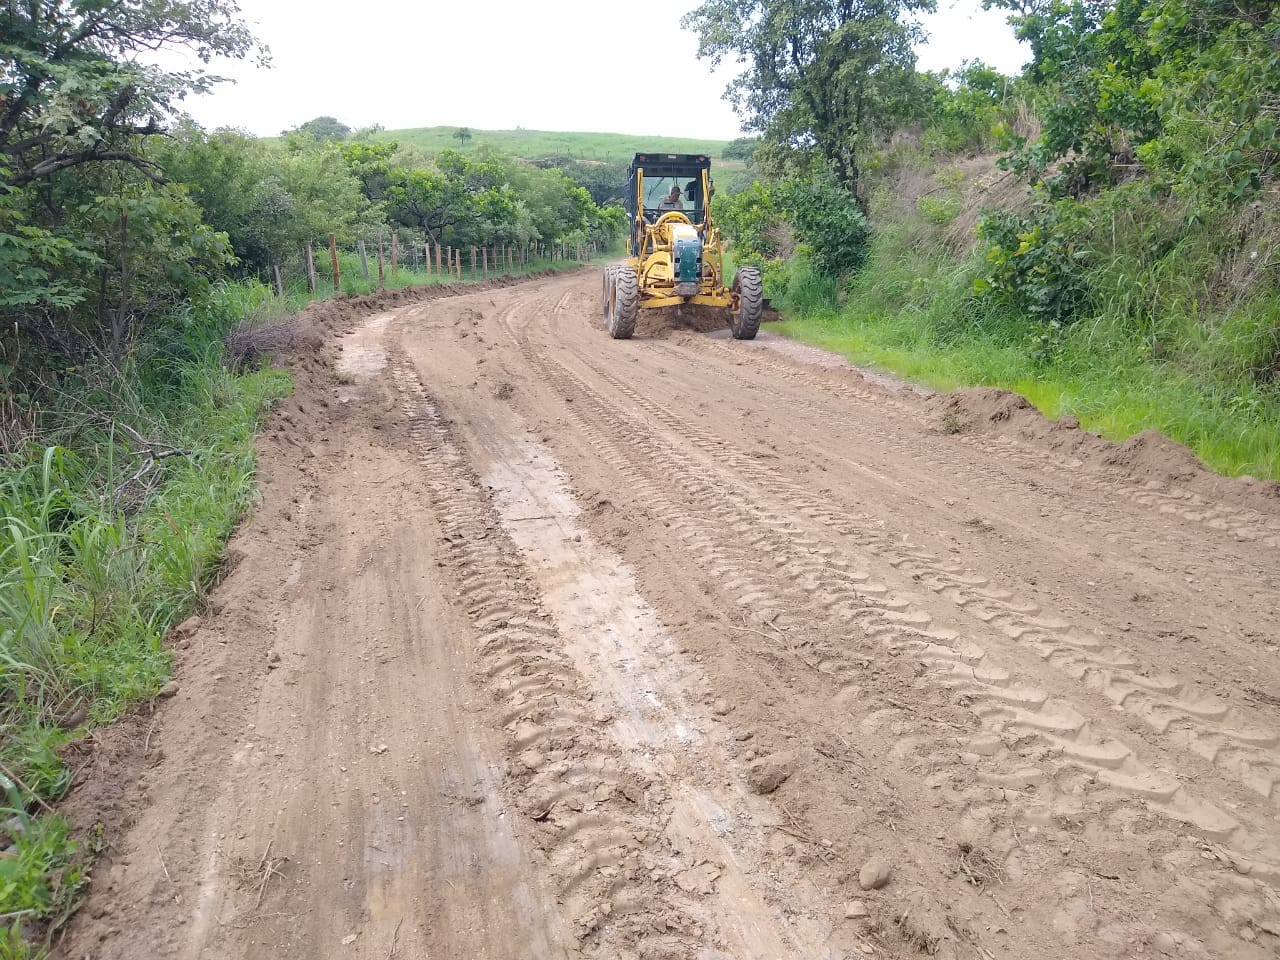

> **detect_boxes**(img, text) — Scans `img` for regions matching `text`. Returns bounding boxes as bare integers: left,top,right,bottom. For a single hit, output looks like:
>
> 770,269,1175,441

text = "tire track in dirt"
389,355,838,960
471,282,1280,950
693,335,1280,551
393,359,693,954
539,348,1244,833
495,350,1276,948
385,275,1280,955
956,432,1280,550
563,345,1280,824
646,337,1276,601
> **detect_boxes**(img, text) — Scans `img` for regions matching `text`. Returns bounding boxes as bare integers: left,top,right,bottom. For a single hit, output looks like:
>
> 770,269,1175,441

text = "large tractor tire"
730,267,763,340
607,266,639,339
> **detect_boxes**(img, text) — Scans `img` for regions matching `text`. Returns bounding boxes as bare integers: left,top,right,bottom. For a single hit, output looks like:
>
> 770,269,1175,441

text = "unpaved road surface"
64,271,1280,959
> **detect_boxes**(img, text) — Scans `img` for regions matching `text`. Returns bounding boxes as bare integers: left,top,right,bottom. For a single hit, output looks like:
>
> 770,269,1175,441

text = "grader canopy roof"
629,153,712,176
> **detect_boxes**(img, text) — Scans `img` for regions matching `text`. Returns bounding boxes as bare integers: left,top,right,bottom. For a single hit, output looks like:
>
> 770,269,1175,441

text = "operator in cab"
658,184,684,211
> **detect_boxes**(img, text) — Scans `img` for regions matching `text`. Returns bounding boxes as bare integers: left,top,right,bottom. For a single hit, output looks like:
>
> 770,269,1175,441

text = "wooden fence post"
358,239,370,280
272,264,283,298
390,232,399,274
482,246,489,278
470,247,476,281
435,243,442,276
455,249,462,280
329,234,340,295
304,242,316,292
376,239,385,291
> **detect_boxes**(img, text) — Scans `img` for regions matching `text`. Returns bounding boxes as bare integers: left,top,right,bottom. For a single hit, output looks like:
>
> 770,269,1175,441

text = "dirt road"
64,271,1280,959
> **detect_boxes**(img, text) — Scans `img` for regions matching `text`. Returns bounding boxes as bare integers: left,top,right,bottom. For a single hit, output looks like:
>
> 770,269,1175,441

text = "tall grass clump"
0,279,289,953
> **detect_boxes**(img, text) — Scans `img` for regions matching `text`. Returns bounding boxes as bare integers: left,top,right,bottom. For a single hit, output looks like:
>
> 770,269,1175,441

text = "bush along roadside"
0,280,291,956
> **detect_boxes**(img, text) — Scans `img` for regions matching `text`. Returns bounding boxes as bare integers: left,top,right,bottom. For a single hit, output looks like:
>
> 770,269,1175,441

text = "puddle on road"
484,436,834,960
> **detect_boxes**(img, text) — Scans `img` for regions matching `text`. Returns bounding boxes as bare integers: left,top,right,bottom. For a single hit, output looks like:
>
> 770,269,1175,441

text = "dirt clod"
170,616,201,640
844,900,870,919
746,751,795,794
674,861,722,895
1151,931,1178,954
858,856,892,891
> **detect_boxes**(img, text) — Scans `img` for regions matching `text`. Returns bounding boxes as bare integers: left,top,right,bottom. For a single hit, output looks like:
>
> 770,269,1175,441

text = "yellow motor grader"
602,153,762,340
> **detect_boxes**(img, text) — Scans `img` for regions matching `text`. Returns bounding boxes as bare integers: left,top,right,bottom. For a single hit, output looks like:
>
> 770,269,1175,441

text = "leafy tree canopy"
1,0,266,187
292,116,351,141
683,0,935,198
986,0,1278,204
722,136,761,162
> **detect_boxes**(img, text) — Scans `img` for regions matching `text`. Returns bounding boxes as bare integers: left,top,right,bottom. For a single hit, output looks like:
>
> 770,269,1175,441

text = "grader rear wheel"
730,267,763,340
608,266,638,340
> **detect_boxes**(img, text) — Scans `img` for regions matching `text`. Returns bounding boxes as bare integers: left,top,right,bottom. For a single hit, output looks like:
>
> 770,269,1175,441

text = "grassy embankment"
0,282,292,956
767,160,1280,480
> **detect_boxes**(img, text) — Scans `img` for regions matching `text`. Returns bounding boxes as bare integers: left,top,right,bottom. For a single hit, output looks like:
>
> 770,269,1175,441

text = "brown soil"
57,272,1280,959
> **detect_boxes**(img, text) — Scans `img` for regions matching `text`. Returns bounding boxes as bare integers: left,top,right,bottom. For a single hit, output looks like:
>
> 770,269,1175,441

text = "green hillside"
373,126,735,164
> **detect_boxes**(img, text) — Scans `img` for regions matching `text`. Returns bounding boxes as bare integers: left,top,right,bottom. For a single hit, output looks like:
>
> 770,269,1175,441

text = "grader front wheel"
606,266,638,339
730,267,763,340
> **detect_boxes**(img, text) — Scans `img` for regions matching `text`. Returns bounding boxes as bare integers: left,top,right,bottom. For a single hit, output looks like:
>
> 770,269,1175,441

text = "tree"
454,127,473,147
293,116,352,142
985,0,1278,203
0,1,265,352
338,140,400,203
0,1,266,189
722,136,761,162
683,0,934,199
162,128,376,276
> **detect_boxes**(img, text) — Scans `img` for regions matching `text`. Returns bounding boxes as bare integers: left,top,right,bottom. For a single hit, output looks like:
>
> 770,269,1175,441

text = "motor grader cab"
602,153,762,340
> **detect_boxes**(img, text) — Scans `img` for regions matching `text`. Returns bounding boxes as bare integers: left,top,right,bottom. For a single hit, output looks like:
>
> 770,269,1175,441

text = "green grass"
0,281,291,955
374,126,736,166
767,223,1280,480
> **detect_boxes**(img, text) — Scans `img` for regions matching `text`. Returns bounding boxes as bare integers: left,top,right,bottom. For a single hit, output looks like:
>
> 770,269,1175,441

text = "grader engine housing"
671,225,701,296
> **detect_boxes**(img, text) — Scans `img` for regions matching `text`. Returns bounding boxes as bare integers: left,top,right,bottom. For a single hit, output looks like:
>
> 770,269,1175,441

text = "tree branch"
10,149,166,187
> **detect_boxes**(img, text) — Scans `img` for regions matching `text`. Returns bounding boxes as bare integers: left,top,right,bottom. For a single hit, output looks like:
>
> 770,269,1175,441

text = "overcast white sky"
176,0,1027,140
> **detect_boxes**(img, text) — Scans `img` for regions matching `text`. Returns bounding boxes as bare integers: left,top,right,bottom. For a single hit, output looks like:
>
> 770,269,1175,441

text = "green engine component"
673,235,701,282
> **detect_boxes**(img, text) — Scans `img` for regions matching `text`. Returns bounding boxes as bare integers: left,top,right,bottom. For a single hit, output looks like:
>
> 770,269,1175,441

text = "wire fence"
269,230,605,304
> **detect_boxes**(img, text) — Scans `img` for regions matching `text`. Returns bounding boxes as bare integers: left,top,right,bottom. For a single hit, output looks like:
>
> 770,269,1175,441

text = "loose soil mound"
931,385,1280,508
